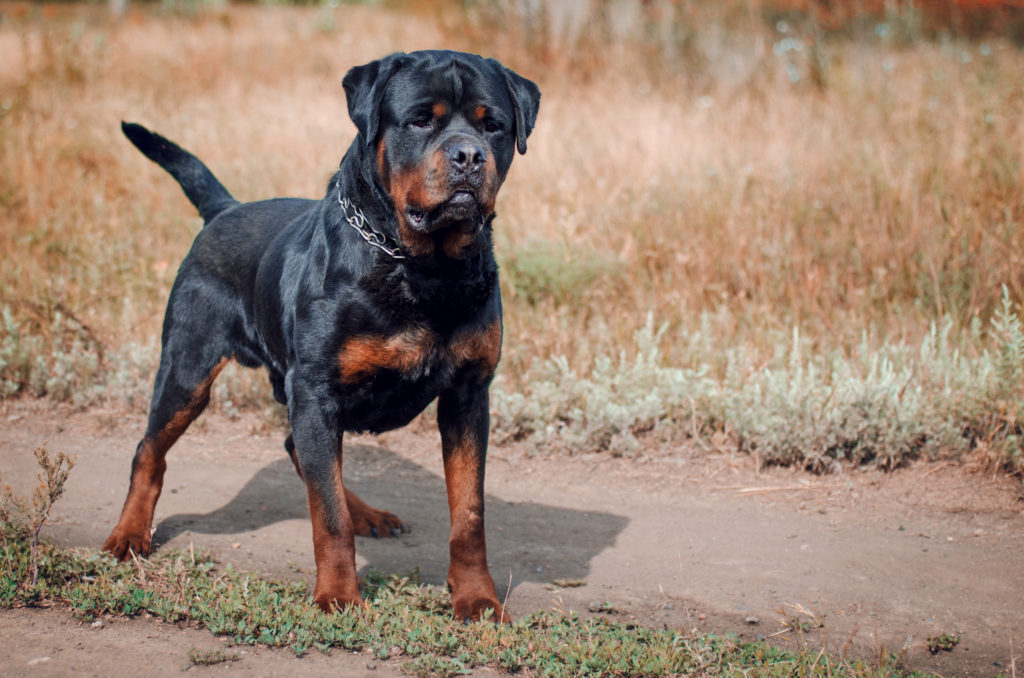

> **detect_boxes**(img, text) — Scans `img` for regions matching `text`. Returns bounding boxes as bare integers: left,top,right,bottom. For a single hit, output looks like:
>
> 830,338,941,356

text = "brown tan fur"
450,317,502,377
337,327,437,384
305,457,362,611
442,433,503,622
102,357,229,558
338,320,501,385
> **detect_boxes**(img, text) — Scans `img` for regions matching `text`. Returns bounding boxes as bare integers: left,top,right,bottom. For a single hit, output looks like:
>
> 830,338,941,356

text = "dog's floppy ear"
500,66,541,155
343,53,407,147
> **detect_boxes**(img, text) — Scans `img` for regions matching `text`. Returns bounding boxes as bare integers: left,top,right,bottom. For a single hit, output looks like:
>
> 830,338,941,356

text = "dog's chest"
332,320,500,433
337,320,500,387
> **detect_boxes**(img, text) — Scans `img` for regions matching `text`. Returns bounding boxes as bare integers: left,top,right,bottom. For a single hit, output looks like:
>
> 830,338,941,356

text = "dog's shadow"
152,443,627,591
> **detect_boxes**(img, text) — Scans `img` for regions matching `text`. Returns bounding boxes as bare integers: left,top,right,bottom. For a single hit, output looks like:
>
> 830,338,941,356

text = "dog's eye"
483,119,504,134
407,117,433,130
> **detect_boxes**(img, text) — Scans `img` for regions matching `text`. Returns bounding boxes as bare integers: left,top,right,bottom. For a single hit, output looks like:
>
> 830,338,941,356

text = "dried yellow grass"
1,1,1022,399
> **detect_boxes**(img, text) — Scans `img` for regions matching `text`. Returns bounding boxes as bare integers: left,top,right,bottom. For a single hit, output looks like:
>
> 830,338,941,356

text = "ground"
1,399,1021,677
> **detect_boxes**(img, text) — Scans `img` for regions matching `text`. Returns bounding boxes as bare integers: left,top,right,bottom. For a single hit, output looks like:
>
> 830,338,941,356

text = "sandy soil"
1,399,1021,677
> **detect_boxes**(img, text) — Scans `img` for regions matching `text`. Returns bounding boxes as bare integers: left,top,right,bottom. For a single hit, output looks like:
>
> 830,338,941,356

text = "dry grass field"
1,0,1023,471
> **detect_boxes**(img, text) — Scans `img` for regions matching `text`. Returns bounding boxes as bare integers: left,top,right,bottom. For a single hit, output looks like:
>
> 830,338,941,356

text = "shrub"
493,292,1024,473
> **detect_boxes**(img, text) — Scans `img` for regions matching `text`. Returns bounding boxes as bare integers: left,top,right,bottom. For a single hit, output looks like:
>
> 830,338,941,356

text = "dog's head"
343,50,540,258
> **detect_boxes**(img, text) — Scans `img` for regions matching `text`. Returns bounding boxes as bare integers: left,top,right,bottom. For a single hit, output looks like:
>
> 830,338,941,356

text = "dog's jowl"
103,51,540,623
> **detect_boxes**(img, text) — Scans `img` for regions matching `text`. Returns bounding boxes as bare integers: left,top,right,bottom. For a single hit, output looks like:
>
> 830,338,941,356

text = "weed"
553,579,586,588
0,303,105,403
0,444,75,588
927,632,961,654
777,603,825,636
187,646,240,666
3,538,917,676
587,601,620,615
501,239,622,308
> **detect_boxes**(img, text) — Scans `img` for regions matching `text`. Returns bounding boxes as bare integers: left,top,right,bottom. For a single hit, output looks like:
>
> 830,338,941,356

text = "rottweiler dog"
102,50,540,622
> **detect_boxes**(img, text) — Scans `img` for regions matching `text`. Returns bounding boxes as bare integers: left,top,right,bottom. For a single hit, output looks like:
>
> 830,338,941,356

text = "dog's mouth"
405,189,484,235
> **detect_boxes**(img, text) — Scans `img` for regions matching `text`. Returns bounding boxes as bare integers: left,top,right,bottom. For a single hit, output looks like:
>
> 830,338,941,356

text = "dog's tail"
122,122,238,225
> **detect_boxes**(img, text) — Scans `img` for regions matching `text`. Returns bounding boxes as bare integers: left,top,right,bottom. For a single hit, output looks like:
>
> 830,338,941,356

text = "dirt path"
1,400,1022,677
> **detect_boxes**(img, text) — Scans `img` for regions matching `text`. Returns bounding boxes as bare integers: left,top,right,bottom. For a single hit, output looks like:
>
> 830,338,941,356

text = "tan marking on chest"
338,328,437,384
337,320,502,385
449,318,502,377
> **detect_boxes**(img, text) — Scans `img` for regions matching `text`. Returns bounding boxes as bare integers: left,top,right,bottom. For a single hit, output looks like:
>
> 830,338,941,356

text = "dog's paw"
351,505,407,538
101,528,152,561
312,589,364,613
452,595,509,624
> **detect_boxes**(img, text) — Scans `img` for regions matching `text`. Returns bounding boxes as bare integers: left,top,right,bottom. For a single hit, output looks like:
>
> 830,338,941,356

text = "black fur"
121,122,237,223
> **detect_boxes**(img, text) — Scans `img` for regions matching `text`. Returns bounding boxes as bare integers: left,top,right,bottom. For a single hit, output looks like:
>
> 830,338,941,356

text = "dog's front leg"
437,382,505,622
290,390,362,611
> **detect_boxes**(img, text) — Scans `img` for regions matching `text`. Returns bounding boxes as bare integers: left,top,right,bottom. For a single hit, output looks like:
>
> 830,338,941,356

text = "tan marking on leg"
344,485,405,537
103,358,229,560
306,459,362,611
443,434,505,622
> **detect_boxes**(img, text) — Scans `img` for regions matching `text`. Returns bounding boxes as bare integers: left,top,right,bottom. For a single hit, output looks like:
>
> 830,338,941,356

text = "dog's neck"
335,193,406,261
331,142,392,223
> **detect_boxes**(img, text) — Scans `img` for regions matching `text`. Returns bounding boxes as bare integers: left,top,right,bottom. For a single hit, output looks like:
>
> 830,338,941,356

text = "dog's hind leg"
103,338,231,560
284,432,405,538
343,485,405,538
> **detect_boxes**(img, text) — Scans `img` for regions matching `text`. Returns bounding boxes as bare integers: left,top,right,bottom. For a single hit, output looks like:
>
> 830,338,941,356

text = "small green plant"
187,646,241,666
777,603,825,636
0,302,108,404
926,632,960,654
0,444,75,587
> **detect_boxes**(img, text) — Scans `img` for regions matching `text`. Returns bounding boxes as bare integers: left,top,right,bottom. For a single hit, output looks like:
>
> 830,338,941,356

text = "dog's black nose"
445,139,485,173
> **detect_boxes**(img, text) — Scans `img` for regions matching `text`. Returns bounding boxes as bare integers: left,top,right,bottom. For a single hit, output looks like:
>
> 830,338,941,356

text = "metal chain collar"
337,195,406,260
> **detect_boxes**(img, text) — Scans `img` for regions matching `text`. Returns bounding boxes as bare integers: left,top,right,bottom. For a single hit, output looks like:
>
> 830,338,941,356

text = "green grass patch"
501,239,623,308
0,540,920,677
0,448,923,677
